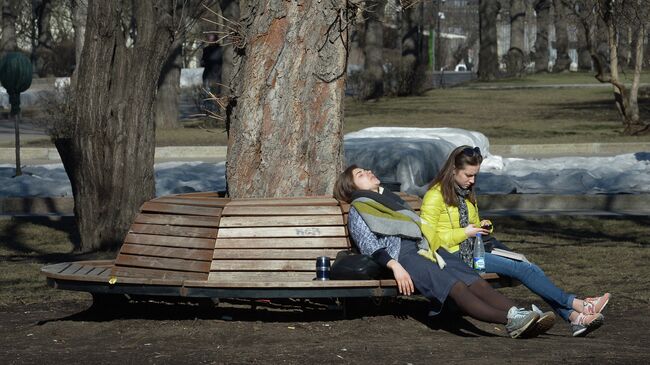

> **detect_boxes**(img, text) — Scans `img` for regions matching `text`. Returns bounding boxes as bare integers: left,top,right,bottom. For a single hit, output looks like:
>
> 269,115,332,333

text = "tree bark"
552,0,571,71
534,0,551,72
360,0,385,100
478,0,500,81
398,4,424,95
1,0,18,56
154,44,182,129
506,0,527,76
226,1,348,198
56,1,202,252
71,0,87,71
32,0,54,77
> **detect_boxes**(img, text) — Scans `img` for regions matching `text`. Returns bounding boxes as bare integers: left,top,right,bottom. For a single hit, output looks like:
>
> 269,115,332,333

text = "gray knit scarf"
456,185,474,268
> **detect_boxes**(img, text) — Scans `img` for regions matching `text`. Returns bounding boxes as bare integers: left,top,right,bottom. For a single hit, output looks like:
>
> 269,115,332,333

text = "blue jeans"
484,253,576,321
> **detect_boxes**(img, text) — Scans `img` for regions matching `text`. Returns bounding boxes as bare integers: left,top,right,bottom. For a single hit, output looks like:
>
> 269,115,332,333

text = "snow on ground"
1,128,649,197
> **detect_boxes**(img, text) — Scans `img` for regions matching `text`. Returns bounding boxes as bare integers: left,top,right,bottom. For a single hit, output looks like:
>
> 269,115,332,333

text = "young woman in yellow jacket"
420,145,610,337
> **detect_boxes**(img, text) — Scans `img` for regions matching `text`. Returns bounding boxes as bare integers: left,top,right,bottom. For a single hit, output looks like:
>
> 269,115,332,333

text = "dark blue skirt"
398,239,480,314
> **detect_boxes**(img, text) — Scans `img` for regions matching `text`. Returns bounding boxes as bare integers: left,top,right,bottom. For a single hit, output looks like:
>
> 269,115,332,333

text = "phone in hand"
482,224,492,230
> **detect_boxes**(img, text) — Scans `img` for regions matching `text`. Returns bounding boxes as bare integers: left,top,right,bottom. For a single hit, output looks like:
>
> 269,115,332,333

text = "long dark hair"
333,164,360,203
429,145,483,206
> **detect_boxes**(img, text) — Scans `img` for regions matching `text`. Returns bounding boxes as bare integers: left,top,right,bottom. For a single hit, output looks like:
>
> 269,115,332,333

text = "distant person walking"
420,145,611,337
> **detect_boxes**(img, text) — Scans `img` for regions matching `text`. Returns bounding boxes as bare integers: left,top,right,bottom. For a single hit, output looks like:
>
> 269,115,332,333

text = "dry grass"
12,72,650,149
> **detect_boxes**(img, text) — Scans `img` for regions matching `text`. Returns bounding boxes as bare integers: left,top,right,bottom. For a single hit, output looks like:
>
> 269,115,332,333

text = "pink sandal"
582,293,610,315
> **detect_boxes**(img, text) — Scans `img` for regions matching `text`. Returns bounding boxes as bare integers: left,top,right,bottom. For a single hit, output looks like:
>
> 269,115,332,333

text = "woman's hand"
464,223,490,238
386,260,414,296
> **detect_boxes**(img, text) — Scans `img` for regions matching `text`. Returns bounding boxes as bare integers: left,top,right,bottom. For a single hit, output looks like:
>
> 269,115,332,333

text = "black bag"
330,250,392,280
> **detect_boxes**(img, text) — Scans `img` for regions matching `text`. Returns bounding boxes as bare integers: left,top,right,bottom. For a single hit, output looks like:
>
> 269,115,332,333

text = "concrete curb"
491,142,650,157
1,142,648,163
2,194,649,216
0,146,229,163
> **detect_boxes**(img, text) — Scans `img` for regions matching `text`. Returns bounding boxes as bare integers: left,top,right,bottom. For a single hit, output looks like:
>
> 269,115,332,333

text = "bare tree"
478,0,500,80
534,0,551,72
505,0,527,76
360,0,386,99
56,0,210,252
31,0,54,77
71,0,87,70
226,1,356,198
553,0,571,71
592,0,649,135
153,44,182,129
1,0,19,56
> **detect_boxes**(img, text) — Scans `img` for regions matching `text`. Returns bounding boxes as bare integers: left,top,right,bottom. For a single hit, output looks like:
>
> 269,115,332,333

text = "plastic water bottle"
473,233,486,273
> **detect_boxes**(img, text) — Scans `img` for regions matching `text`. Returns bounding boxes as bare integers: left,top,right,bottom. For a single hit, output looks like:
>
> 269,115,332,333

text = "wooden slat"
60,263,85,275
134,213,220,227
120,243,213,261
111,266,206,281
214,237,348,249
129,223,217,239
115,254,211,273
222,205,341,216
217,226,346,238
219,215,343,227
173,191,224,198
153,197,230,208
124,233,216,249
210,259,314,271
212,249,340,260
141,202,222,217
227,197,338,206
208,271,317,282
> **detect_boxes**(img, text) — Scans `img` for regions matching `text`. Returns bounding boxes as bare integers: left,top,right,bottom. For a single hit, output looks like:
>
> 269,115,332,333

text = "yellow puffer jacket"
420,183,485,253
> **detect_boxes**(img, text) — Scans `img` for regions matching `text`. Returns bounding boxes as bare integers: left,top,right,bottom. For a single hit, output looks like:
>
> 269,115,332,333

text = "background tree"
56,0,210,252
505,0,527,77
360,0,386,100
478,0,500,81
592,0,649,135
1,0,19,56
153,44,182,129
70,0,87,70
553,0,571,71
534,0,551,72
226,1,356,198
31,0,54,77
397,1,426,95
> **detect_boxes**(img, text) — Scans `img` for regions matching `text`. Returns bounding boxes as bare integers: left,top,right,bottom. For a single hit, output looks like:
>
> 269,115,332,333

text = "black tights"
448,279,516,324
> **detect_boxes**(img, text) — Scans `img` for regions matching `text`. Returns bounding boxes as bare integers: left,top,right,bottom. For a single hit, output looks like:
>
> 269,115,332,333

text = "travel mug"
315,256,331,280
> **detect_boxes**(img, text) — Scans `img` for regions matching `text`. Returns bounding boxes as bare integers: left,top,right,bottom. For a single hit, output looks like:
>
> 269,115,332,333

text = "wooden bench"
42,193,517,301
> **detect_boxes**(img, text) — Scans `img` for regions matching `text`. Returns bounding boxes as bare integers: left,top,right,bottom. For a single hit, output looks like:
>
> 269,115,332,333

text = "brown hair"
429,145,483,206
333,164,360,203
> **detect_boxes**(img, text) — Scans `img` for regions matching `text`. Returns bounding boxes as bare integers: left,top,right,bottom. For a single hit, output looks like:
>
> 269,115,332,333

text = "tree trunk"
154,45,182,129
398,4,424,95
226,1,348,198
360,0,385,100
506,0,527,76
32,0,54,77
534,0,551,72
71,0,87,71
592,1,648,136
56,1,195,252
576,18,592,70
478,0,500,81
1,0,18,56
552,0,571,71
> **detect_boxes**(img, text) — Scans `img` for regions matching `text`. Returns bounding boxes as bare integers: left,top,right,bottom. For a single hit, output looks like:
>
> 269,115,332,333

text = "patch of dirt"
1,296,648,364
